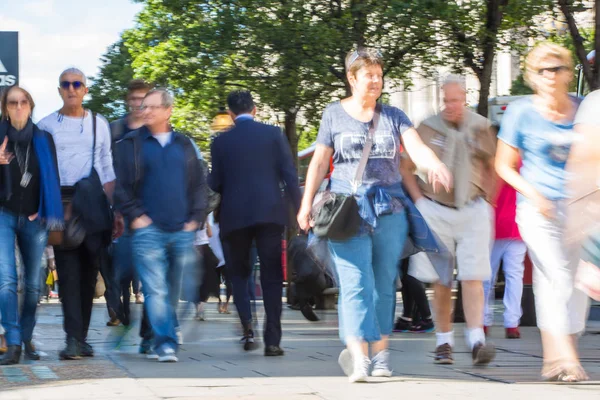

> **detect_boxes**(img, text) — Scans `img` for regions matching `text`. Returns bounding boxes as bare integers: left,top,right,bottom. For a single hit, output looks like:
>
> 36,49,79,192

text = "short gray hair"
145,88,174,107
59,68,87,85
441,74,466,92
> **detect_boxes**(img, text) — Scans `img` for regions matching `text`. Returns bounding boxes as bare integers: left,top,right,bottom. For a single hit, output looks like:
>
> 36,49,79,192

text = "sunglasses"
6,99,30,109
537,66,569,75
60,80,85,90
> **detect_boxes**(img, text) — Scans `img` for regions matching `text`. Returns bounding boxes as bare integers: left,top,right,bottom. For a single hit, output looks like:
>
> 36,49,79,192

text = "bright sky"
1,0,143,121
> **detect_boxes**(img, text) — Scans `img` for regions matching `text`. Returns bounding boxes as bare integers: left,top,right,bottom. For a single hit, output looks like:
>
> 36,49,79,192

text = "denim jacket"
329,179,454,286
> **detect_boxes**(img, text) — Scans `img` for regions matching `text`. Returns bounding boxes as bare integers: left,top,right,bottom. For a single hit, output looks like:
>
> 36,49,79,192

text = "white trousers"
483,239,527,327
516,202,590,335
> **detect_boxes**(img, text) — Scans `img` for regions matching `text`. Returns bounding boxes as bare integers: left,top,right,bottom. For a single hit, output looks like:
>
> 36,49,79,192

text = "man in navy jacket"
209,90,301,356
114,89,207,363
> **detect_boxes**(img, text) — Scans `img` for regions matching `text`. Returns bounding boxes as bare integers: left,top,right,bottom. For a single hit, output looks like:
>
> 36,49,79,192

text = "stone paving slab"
1,301,599,399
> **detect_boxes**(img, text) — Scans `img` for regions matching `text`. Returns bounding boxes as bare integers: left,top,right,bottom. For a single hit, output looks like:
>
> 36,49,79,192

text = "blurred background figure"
483,164,526,339
566,89,600,301
495,43,589,382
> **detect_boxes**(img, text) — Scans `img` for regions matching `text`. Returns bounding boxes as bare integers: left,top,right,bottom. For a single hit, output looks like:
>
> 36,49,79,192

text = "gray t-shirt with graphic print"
316,101,413,189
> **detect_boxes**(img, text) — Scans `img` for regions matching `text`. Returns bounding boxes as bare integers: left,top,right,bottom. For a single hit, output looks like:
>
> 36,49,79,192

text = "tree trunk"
474,0,507,117
558,0,596,90
284,110,299,170
283,109,299,304
476,59,494,118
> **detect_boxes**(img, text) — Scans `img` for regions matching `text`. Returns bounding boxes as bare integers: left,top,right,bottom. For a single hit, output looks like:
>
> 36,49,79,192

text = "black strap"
91,111,97,174
352,103,381,189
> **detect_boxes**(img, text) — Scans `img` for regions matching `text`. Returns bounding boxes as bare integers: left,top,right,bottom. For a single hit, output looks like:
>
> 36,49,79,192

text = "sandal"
542,361,589,383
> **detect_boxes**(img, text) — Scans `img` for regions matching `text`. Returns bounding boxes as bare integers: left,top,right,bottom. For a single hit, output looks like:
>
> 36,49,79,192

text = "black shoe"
300,303,319,322
264,345,284,357
80,341,94,357
139,339,152,354
393,317,412,333
23,341,40,361
59,338,81,360
0,345,21,365
409,319,435,333
240,330,259,351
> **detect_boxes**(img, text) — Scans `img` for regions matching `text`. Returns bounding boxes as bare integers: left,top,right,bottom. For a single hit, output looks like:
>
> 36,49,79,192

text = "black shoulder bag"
311,104,381,241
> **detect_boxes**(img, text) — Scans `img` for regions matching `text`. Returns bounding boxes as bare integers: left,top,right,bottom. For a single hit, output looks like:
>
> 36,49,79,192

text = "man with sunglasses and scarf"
38,68,122,360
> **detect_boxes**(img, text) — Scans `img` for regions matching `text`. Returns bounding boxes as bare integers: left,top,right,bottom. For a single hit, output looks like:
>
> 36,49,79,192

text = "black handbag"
311,104,381,240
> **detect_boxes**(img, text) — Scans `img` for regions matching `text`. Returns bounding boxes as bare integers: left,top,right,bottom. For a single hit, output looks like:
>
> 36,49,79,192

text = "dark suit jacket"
209,118,301,237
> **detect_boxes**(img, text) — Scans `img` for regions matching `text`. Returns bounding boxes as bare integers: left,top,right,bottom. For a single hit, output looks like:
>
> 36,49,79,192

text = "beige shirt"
414,109,496,207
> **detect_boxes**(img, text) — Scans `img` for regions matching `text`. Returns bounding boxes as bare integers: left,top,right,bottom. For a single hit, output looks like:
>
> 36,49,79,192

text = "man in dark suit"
209,90,301,357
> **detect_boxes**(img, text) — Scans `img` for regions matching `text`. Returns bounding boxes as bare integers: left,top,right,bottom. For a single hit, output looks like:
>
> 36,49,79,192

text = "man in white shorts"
400,75,497,366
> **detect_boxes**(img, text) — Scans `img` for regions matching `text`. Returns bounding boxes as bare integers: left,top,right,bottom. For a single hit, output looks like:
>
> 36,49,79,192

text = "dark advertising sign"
0,32,19,88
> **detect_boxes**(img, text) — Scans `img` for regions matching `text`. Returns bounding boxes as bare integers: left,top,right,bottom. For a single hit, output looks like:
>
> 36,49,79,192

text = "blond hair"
345,48,384,78
525,42,573,90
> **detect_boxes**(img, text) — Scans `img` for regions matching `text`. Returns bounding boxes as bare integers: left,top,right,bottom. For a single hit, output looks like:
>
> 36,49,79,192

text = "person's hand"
297,204,313,232
131,215,152,230
28,213,38,221
113,212,125,239
183,221,199,232
531,192,555,219
428,162,453,194
0,137,14,165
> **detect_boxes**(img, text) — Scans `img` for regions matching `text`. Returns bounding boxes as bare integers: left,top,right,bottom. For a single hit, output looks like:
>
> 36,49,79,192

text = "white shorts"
409,198,493,282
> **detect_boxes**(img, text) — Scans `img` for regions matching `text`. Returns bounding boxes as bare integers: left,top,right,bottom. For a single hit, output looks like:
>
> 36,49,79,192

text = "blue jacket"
209,118,301,236
113,126,208,227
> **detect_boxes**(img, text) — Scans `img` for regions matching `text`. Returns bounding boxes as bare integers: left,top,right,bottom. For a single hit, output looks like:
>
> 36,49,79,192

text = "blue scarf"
32,127,64,230
0,120,63,229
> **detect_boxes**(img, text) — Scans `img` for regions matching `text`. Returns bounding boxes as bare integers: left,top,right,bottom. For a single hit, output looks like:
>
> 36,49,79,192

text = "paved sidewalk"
0,301,599,399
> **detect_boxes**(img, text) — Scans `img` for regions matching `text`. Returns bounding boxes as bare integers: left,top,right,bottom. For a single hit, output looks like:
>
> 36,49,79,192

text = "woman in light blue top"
298,48,452,383
496,43,589,382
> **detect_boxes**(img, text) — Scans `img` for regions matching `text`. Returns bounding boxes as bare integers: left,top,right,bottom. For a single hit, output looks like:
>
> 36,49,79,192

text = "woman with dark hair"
298,48,451,382
0,85,63,365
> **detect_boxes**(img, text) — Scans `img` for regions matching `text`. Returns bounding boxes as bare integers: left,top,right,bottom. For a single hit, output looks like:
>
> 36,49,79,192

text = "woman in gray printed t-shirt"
298,48,452,383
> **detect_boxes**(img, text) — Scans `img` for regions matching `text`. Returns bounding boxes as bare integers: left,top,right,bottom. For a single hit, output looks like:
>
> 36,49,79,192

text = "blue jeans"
132,225,195,351
0,209,48,346
329,211,408,344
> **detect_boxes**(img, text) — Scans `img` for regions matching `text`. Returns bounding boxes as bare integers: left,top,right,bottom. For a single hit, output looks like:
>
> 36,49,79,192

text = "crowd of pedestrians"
0,42,598,385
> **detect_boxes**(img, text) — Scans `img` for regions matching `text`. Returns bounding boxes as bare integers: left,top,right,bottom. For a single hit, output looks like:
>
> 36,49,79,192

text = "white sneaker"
158,347,178,363
146,350,159,360
176,328,183,345
338,349,369,383
371,349,392,377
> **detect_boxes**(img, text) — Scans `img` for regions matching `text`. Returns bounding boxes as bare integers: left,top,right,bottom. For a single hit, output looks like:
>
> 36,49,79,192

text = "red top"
494,162,522,240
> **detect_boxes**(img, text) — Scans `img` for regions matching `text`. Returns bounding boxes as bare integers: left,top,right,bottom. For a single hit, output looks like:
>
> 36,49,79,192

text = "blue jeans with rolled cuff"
328,211,408,344
0,208,48,346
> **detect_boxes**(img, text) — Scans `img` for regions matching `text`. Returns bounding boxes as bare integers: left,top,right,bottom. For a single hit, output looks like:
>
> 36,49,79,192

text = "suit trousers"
222,223,284,347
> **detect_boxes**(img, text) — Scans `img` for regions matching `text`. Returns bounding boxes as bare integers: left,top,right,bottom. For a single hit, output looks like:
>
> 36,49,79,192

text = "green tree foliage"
122,0,444,162
84,39,135,121
437,0,553,116
510,73,534,95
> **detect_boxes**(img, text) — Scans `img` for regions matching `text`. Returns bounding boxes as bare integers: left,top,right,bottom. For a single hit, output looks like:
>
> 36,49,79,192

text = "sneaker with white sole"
371,349,392,377
146,349,159,360
338,349,370,383
157,347,178,363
